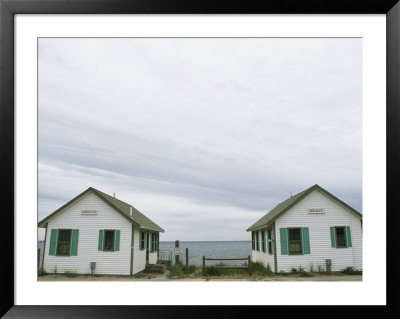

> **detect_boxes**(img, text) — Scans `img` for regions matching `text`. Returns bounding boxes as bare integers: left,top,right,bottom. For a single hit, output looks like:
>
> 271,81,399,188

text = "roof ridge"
39,187,165,232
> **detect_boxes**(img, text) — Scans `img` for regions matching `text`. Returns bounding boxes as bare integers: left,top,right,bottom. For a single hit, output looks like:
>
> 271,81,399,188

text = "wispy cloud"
38,38,362,241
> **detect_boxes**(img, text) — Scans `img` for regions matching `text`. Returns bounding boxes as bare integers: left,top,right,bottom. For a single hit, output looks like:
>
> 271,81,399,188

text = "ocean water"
159,241,252,266
37,240,252,268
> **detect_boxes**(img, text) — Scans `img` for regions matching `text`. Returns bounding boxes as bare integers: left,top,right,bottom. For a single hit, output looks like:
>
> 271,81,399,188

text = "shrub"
182,264,197,274
298,266,313,277
342,267,362,275
279,270,288,276
309,264,315,273
250,261,269,276
167,262,200,278
290,267,298,274
38,267,47,276
63,270,77,278
167,263,185,278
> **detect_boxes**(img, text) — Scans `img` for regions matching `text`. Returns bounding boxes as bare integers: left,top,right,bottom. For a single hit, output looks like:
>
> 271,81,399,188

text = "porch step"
144,264,166,274
158,259,172,267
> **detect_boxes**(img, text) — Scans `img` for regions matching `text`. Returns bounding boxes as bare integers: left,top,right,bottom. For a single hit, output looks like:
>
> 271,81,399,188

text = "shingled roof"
246,184,362,232
38,187,165,232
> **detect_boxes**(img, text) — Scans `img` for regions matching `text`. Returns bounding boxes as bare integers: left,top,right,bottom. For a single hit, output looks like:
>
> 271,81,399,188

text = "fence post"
185,248,189,267
175,240,179,265
248,255,252,275
202,256,206,274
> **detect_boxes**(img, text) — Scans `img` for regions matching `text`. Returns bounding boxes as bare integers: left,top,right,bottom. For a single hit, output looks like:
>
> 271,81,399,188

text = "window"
256,231,260,251
251,232,255,250
267,229,273,254
335,227,347,248
140,231,145,250
57,229,72,256
288,228,302,255
261,231,266,252
151,233,158,252
104,230,115,251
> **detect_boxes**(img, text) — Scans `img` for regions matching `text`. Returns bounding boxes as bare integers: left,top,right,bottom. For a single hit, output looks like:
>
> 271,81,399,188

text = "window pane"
289,229,301,241
288,228,302,254
336,227,347,247
58,229,71,242
57,243,70,255
104,231,115,251
289,242,302,254
57,230,71,255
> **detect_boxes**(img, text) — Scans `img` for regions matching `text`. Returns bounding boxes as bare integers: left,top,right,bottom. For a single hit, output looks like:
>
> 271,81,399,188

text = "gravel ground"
38,271,362,282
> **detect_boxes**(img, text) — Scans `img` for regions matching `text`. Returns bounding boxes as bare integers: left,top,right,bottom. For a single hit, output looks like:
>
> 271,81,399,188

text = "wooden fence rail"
202,255,252,275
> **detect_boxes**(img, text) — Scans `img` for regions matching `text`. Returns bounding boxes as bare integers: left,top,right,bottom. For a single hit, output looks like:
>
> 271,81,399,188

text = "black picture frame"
1,0,399,317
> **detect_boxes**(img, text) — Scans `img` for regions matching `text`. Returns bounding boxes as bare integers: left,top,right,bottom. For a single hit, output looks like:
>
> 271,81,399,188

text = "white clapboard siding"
43,192,132,275
132,228,146,274
275,189,362,272
149,252,157,264
252,246,275,271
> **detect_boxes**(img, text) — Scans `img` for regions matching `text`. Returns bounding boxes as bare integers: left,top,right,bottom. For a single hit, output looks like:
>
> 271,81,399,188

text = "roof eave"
246,184,362,232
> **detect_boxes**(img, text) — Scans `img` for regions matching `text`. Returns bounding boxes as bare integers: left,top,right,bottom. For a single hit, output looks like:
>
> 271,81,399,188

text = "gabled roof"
38,187,165,232
246,184,362,232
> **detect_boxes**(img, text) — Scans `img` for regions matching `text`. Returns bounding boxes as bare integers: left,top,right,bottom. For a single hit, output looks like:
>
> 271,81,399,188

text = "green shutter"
302,228,310,254
256,231,260,251
346,226,352,247
330,227,336,248
70,229,79,256
98,230,104,251
280,228,288,255
49,229,58,255
115,230,120,251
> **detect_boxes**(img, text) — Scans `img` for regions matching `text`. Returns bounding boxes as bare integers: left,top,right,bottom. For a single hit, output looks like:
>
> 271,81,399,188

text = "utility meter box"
325,259,332,266
90,262,96,270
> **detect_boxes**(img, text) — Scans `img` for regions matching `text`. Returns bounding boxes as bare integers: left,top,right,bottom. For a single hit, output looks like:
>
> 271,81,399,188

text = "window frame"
287,227,303,255
334,226,348,248
251,232,255,250
103,229,116,252
261,230,266,252
267,228,273,255
139,231,145,251
256,231,260,251
56,228,72,256
150,232,157,252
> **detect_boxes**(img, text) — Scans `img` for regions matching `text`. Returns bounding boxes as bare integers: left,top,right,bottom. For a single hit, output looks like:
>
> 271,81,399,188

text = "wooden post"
185,248,189,267
202,256,206,274
248,255,252,275
175,240,179,265
37,248,40,269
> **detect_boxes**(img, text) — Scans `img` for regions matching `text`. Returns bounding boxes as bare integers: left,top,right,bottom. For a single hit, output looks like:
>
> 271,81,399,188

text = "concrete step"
144,264,166,274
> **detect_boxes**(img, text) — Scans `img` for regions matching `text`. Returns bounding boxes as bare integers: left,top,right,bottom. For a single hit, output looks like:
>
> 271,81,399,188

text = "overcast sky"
38,38,362,241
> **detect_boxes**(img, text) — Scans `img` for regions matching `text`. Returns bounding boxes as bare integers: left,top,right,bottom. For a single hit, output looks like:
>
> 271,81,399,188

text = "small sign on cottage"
174,247,180,256
307,208,325,214
81,210,98,215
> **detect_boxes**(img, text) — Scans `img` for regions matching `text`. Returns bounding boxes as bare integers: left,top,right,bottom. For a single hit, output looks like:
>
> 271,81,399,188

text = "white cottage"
247,184,362,273
38,187,165,276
